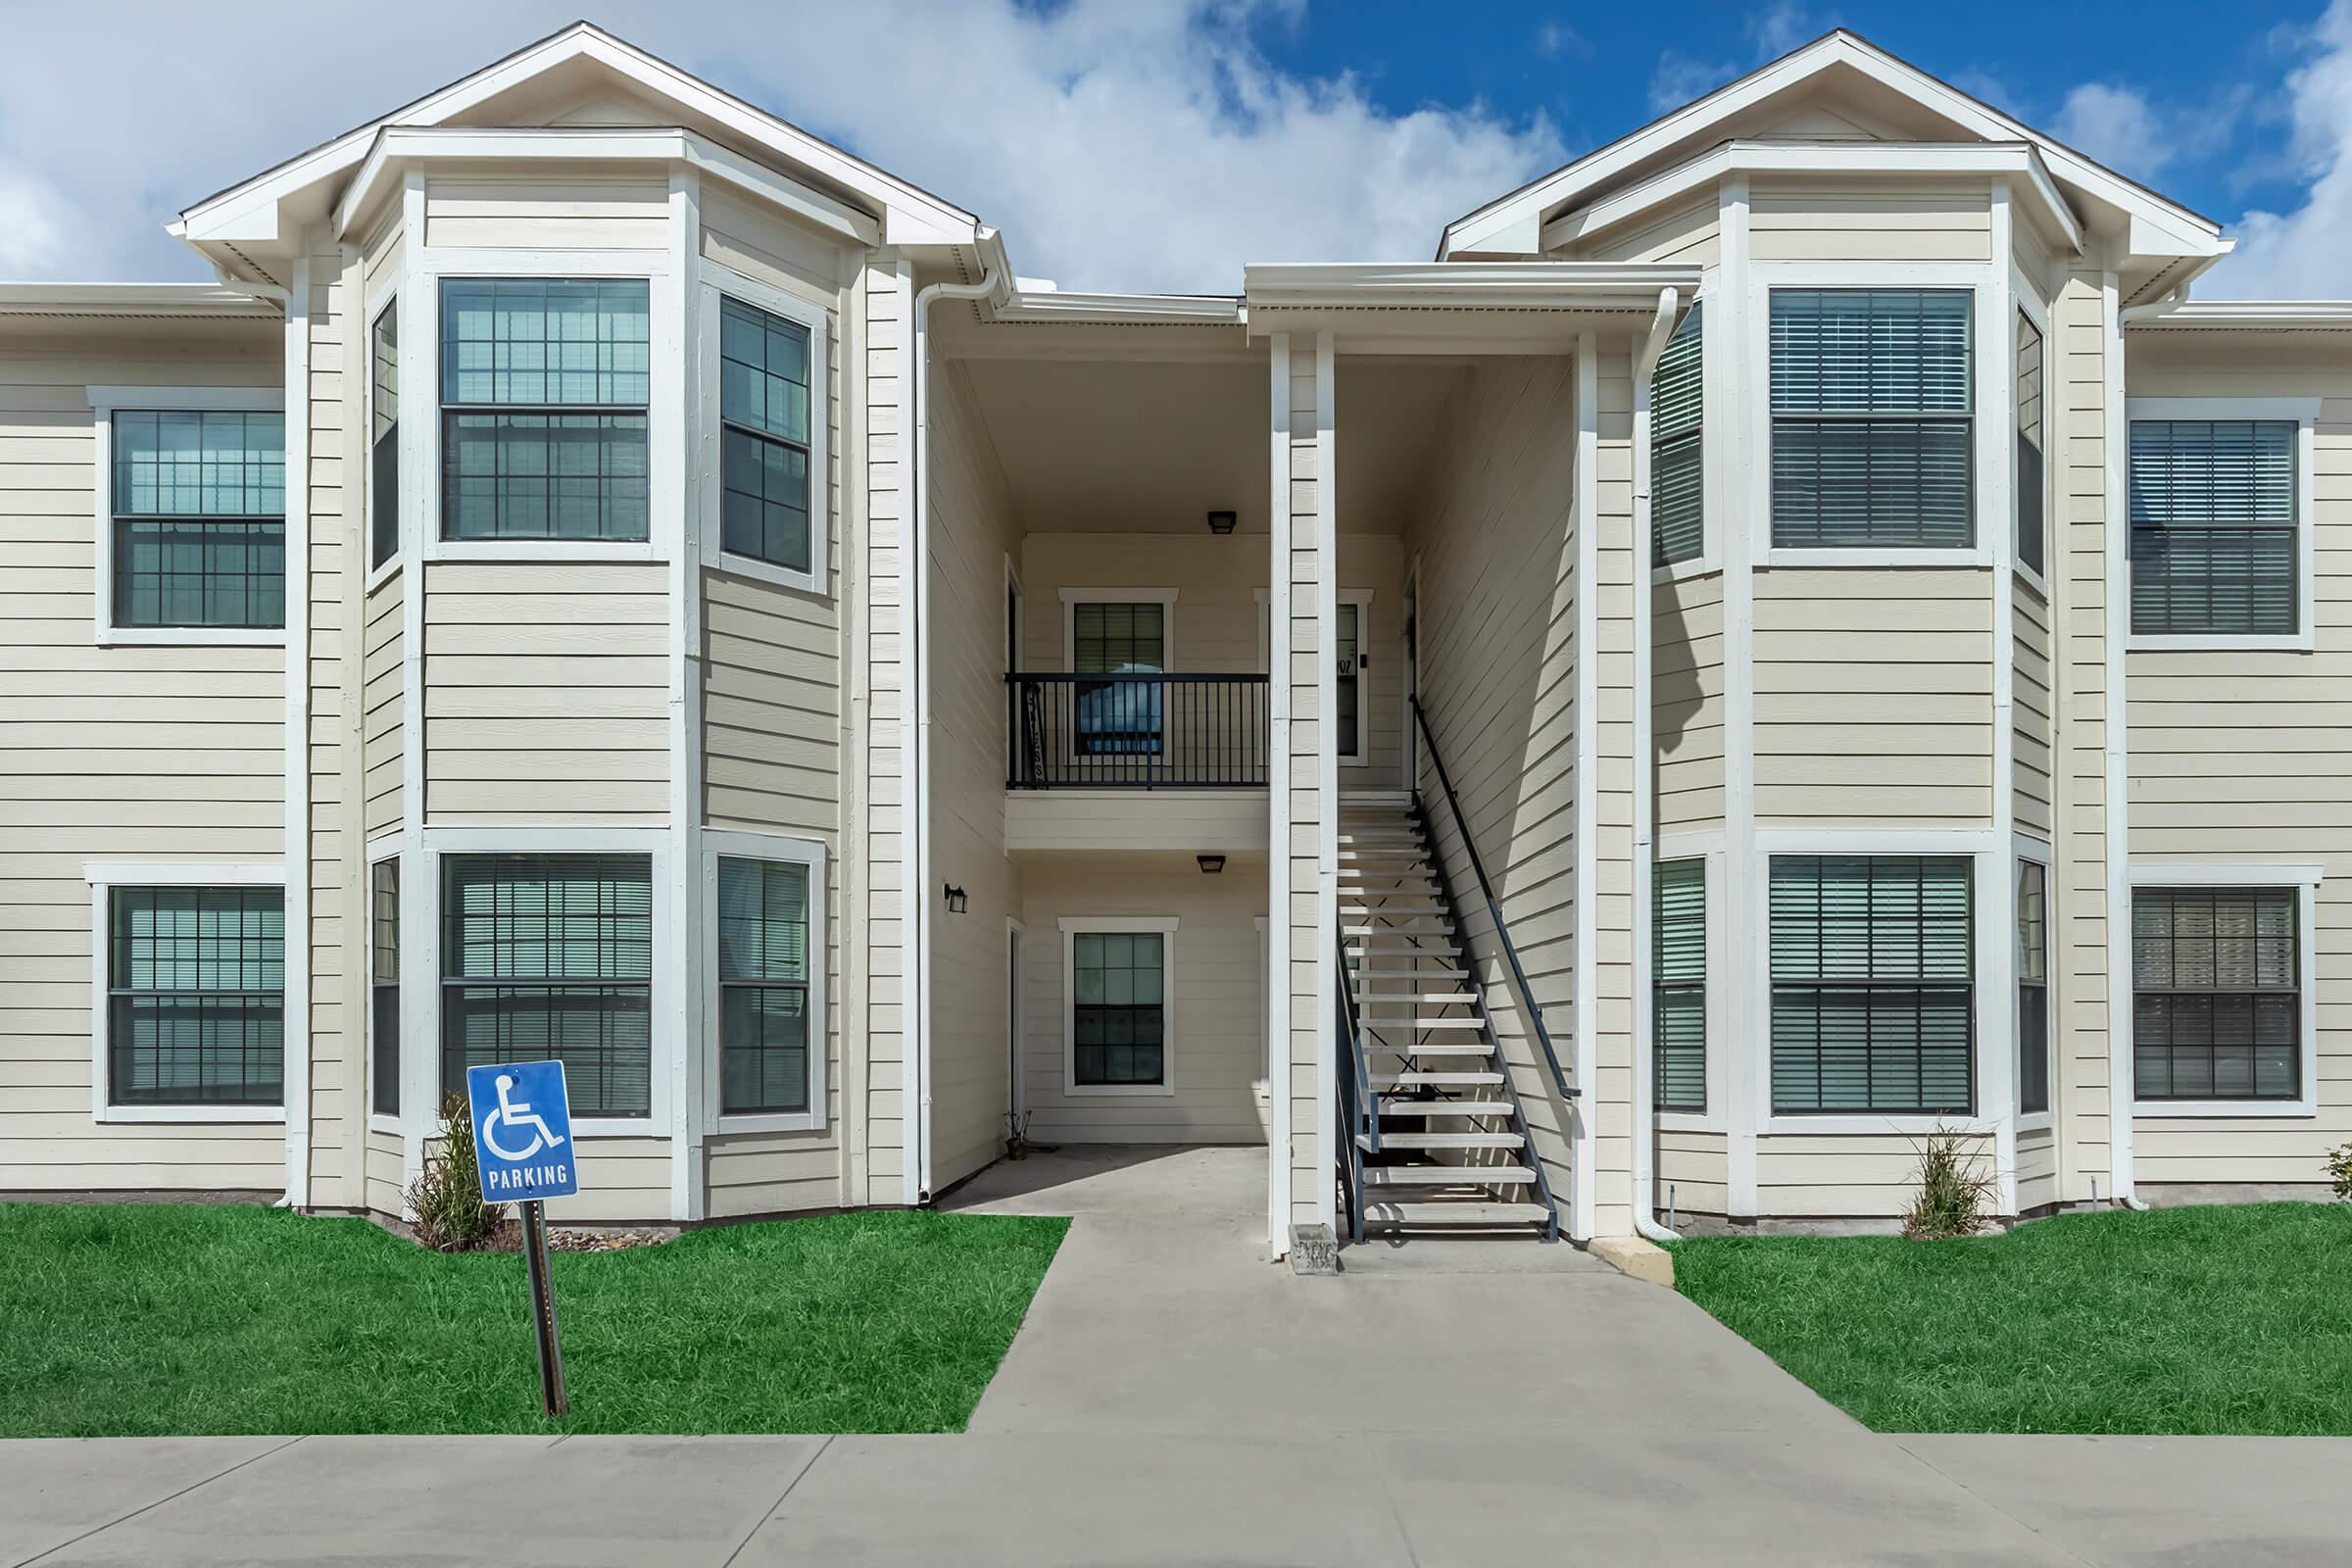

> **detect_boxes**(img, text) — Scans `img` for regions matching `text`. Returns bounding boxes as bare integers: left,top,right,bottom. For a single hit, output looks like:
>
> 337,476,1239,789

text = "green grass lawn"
1672,1201,2352,1436
0,1203,1066,1438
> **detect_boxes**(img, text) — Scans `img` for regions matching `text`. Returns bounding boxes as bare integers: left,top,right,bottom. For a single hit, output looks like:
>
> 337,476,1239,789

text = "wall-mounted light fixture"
944,884,968,914
1206,510,1237,535
1197,854,1226,874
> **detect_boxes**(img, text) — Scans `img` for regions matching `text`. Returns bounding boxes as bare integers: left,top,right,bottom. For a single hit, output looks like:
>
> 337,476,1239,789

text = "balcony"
1005,671,1270,790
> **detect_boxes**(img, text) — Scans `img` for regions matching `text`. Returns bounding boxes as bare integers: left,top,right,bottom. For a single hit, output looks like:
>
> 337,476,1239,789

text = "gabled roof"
172,21,980,279
1441,29,2227,265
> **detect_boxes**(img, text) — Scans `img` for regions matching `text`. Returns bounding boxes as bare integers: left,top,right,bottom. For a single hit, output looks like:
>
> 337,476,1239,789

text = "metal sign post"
465,1060,581,1420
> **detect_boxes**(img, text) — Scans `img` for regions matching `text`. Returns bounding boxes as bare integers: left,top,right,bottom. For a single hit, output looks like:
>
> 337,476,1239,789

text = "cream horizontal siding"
2014,578,2053,837
704,574,841,834
2017,1125,2057,1213
0,328,285,1195
1656,571,1726,832
1754,1131,1990,1219
1004,793,1268,854
422,562,668,823
363,573,403,836
366,1128,404,1216
704,1135,841,1219
1657,1128,1727,1218
1565,197,1719,267
1747,179,1992,264
1019,858,1265,1145
1752,567,1993,825
547,1136,670,1224
421,167,669,250
859,258,906,1204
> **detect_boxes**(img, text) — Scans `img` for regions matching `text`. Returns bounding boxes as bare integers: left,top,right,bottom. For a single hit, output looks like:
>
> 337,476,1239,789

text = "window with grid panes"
1336,600,1361,760
2017,859,2048,1115
1072,931,1165,1086
1652,302,1703,565
1770,288,1973,549
1770,856,1974,1114
2132,886,2299,1101
2128,420,2297,636
371,859,400,1117
1072,601,1164,756
111,410,286,628
2015,314,2044,577
1654,858,1706,1111
108,887,284,1105
440,856,653,1117
718,295,815,572
370,300,400,568
716,858,813,1116
439,278,651,541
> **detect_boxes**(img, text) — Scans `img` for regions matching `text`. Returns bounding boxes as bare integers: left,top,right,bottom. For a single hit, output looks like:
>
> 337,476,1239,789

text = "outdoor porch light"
1206,510,1237,534
944,884,968,914
1197,854,1226,874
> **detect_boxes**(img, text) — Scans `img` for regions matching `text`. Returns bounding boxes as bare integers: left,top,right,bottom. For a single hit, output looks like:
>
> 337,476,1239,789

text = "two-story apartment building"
3,23,2344,1259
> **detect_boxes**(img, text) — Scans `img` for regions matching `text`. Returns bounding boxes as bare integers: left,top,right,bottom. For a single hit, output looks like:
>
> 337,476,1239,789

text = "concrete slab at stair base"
1588,1234,1674,1287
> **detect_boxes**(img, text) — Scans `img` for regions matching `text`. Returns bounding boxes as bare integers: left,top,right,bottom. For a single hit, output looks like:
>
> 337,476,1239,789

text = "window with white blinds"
1770,855,1974,1114
1651,303,1703,567
1770,288,1974,549
2132,886,2300,1101
1654,858,1705,1111
2128,419,2298,636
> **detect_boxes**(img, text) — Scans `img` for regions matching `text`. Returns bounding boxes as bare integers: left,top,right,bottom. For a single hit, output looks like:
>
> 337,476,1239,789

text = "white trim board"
1056,915,1180,1099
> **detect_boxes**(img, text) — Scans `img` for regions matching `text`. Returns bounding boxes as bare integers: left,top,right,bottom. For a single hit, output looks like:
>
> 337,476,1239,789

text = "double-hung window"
107,886,284,1106
718,295,815,574
1770,855,1974,1114
1336,596,1365,762
370,301,400,568
2016,858,2048,1116
2128,418,2298,637
1651,302,1704,567
2132,887,2299,1102
1070,928,1168,1089
1072,601,1165,757
370,859,400,1118
441,855,653,1118
110,410,286,629
716,856,815,1118
440,278,650,542
2015,313,2044,577
1653,858,1706,1111
1770,288,1973,549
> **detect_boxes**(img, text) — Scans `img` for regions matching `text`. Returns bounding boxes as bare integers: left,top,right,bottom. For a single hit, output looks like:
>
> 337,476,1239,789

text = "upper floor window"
440,278,650,542
718,294,814,573
2014,313,2044,578
369,301,400,569
1651,301,1703,566
110,410,285,629
1770,288,1972,550
2128,418,2297,638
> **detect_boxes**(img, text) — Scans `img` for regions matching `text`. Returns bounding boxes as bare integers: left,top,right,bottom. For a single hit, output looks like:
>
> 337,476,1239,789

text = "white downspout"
907,255,998,1204
278,253,312,1210
1631,287,1681,1245
2101,264,2149,1211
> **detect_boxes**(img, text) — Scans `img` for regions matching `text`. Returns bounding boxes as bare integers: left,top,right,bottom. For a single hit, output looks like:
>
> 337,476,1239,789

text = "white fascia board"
1243,261,1703,314
993,289,1244,325
1544,141,2082,257
0,283,279,318
2134,302,2352,331
332,125,882,248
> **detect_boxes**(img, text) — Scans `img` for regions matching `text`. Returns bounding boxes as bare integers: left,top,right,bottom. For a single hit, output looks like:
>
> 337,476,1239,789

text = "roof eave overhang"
2131,301,2352,331
1243,263,1701,350
0,282,282,320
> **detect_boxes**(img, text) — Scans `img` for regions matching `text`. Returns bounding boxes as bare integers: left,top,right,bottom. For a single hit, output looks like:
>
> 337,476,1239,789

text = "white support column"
1719,172,1760,1220
1985,181,2020,1218
1265,332,1294,1254
1570,332,1600,1243
282,249,313,1208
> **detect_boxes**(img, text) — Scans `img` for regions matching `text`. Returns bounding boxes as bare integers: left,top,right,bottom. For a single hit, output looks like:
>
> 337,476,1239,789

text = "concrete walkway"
7,1147,2349,1565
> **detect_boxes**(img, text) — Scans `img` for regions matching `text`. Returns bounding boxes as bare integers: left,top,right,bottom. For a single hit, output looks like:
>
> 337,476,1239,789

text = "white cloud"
1648,51,1738,115
2052,82,2179,180
2215,0,2352,298
0,0,1563,293
1744,2,1816,62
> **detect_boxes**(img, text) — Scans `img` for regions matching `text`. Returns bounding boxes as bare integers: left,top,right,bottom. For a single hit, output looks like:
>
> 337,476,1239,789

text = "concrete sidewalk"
7,1149,2350,1565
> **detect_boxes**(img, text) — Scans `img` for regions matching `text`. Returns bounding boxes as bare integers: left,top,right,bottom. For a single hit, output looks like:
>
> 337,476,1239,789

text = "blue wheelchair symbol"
466,1060,579,1201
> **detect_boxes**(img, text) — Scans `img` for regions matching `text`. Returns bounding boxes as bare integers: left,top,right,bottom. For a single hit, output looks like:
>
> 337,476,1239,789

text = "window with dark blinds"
108,887,284,1105
370,301,400,569
2017,858,2048,1116
2015,314,2044,577
1770,856,1974,1114
1770,288,1973,549
111,411,287,629
370,859,400,1118
1654,858,1705,1111
2132,886,2299,1101
1652,303,1703,567
2128,419,2297,636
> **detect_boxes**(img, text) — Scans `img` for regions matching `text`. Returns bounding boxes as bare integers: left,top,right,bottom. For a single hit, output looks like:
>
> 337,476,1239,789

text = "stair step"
1362,1200,1552,1227
1353,992,1479,1003
1338,899,1449,912
1362,1164,1536,1187
1374,1101,1516,1116
1356,1015,1485,1028
1373,1071,1503,1088
1385,1041,1494,1056
1361,1131,1523,1151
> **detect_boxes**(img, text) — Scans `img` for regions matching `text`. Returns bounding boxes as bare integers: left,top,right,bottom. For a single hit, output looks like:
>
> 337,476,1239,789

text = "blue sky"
0,1,2345,296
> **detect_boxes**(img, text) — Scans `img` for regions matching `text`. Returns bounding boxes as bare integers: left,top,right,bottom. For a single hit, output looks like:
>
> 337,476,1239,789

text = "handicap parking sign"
466,1060,579,1201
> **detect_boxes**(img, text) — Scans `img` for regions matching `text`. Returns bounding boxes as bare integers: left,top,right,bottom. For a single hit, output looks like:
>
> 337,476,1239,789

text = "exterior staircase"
1337,793,1559,1240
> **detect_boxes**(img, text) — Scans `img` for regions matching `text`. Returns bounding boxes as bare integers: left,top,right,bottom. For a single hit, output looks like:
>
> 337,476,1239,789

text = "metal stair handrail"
1409,698,1574,1100
1333,939,1373,1241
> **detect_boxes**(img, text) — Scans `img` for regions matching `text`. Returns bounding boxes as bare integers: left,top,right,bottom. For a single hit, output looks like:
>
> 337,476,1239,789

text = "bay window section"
1770,855,1974,1115
1770,288,1973,550
440,855,652,1118
1651,301,1703,566
716,857,814,1117
440,278,650,542
2128,419,2297,637
108,886,284,1106
717,295,815,573
111,410,286,629
2132,886,2299,1102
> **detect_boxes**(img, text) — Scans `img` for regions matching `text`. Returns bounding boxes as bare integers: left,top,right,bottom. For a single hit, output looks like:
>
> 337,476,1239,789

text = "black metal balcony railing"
1005,672,1270,788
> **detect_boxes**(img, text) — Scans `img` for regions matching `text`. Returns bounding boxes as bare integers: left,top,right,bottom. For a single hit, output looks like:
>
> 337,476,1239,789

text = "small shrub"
406,1093,498,1250
1903,1128,1994,1240
2328,1143,2352,1202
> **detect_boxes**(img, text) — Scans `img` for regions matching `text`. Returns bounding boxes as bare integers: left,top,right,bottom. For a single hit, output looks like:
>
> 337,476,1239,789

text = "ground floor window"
1769,855,1974,1114
440,854,653,1118
716,856,813,1116
370,858,400,1117
1654,858,1705,1111
2017,858,2048,1116
2132,886,2299,1102
1065,921,1172,1091
107,885,284,1105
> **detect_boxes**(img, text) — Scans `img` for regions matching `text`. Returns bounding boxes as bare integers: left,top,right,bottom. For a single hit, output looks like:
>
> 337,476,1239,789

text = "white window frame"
695,261,831,597
1653,281,1722,585
1655,836,1728,1134
2127,861,2321,1119
1337,587,1373,767
2011,286,2053,601
85,386,289,648
703,828,828,1134
2121,397,2319,654
421,826,674,1138
1059,914,1179,1098
364,283,404,595
1062,587,1178,767
2014,839,2052,1134
368,848,404,1137
84,859,288,1125
1746,261,2000,570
